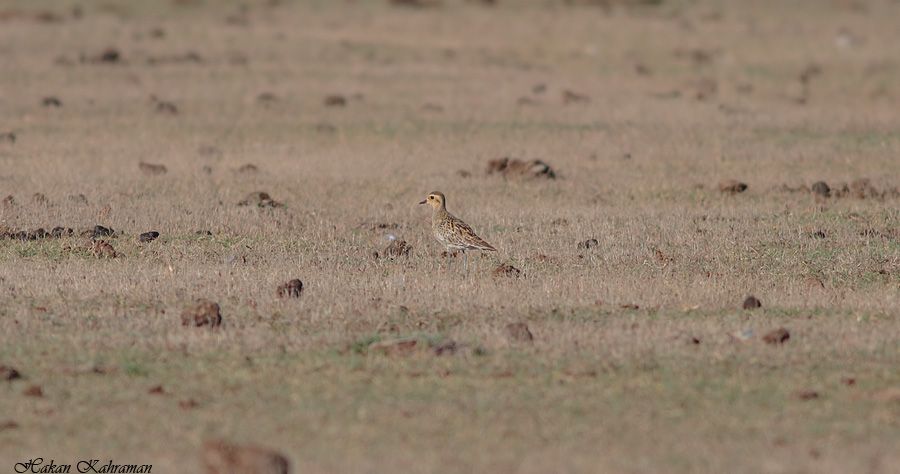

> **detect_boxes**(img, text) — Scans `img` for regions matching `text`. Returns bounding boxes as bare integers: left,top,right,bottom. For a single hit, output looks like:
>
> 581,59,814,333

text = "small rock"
0,131,15,144
811,181,830,198
456,170,472,178
0,365,22,381
155,101,178,114
202,440,290,474
139,231,160,243
68,194,88,204
236,163,259,173
577,238,599,249
139,161,168,175
196,230,213,236
22,385,43,397
719,179,748,194
50,227,73,238
98,48,121,63
486,157,556,180
90,240,118,258
493,263,522,278
148,385,165,395
42,97,62,107
238,191,282,208
505,322,533,343
793,389,819,401
432,339,458,356
742,295,762,310
762,327,790,345
181,299,222,328
324,95,347,107
276,279,303,298
256,92,278,104
840,377,856,386
0,420,18,431
562,89,590,104
179,398,199,410
28,228,48,240
382,239,412,258
90,225,115,238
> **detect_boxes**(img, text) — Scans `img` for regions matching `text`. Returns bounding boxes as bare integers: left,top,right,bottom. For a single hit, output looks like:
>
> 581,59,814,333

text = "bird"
419,191,496,273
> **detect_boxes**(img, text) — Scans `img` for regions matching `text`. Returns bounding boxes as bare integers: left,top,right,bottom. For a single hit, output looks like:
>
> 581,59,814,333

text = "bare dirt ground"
1,0,899,472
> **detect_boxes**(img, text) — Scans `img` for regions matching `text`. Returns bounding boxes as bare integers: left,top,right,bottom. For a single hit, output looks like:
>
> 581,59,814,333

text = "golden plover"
420,191,496,272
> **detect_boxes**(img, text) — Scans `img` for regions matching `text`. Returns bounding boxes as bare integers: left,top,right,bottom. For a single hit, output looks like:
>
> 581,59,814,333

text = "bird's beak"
418,200,426,205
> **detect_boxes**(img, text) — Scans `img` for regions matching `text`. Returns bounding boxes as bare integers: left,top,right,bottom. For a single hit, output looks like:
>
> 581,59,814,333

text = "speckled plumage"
421,191,496,253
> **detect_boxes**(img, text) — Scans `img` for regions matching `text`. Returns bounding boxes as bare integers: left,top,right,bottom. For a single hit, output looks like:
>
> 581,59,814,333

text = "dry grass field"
1,0,899,472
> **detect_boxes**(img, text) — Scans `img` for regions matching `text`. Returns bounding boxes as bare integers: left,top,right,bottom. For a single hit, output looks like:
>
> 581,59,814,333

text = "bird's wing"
445,215,496,251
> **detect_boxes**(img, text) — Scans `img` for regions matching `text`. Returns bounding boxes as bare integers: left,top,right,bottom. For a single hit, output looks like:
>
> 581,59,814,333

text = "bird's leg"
463,250,468,276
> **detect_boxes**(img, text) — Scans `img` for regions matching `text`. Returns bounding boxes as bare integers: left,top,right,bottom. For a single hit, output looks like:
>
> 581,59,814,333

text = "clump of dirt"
238,191,283,208
577,238,599,249
793,389,819,401
79,47,122,64
379,239,412,259
493,263,522,278
236,163,259,173
811,181,830,198
146,51,203,65
486,157,557,179
562,89,590,104
505,322,533,343
42,97,62,107
276,279,303,298
22,385,43,397
50,227,73,238
256,92,278,106
139,162,167,175
203,440,289,474
762,327,790,344
138,231,159,243
742,295,762,310
32,193,48,204
181,299,222,328
0,132,15,144
719,180,748,194
85,225,115,239
324,95,347,107
153,99,178,115
1,365,22,381
90,240,118,258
